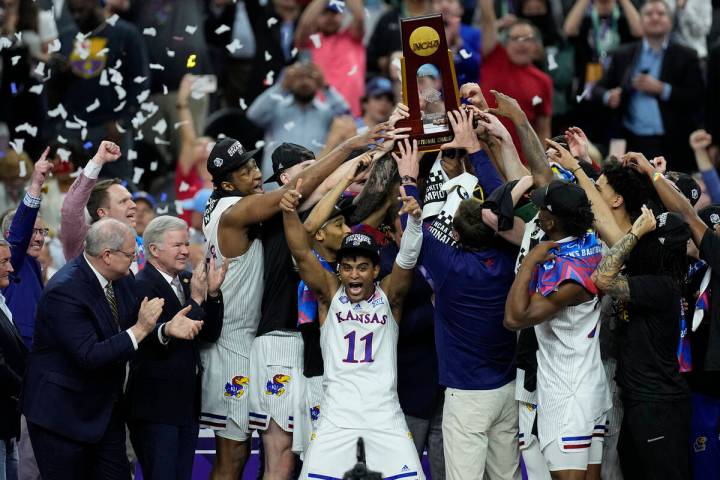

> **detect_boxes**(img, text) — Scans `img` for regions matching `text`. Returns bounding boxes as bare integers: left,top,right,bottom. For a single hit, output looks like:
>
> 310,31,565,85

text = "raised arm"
690,130,720,204
563,0,591,37
488,90,554,186
60,141,121,260
591,205,656,300
479,0,499,56
618,0,643,37
345,0,365,40
295,0,330,47
176,75,201,178
282,180,339,317
475,109,530,181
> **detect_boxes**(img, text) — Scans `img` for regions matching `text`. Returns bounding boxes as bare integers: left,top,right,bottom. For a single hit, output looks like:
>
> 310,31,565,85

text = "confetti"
47,38,61,54
127,149,138,161
97,47,109,57
576,85,592,103
57,148,71,161
86,98,100,112
134,129,144,141
109,69,123,84
532,95,542,106
160,193,168,202
150,161,158,172
15,123,38,137
264,71,275,86
187,54,196,68
9,139,24,154
264,51,272,61
226,39,242,54
143,27,157,37
137,89,150,103
65,120,81,130
149,63,165,71
14,32,22,43
29,84,43,95
81,127,88,141
10,83,17,95
152,118,168,136
162,84,168,95
115,85,127,100
185,25,197,35
49,104,68,119
83,141,93,150
11,56,20,65
57,135,67,144
291,47,298,57
132,167,144,184
157,205,169,215
254,140,266,149
347,65,357,76
309,34,321,48
214,24,231,35
173,36,185,42
113,100,127,112
267,17,278,27
116,122,126,133
99,70,110,86
174,201,184,215
329,0,346,11
167,49,175,58
0,37,13,52
106,14,119,26
548,53,558,71
179,181,190,192
73,115,87,127
154,137,171,145
18,159,27,177
459,49,471,59
34,62,46,77
173,120,189,130
69,167,82,178
239,98,247,110
134,76,147,84
284,121,296,131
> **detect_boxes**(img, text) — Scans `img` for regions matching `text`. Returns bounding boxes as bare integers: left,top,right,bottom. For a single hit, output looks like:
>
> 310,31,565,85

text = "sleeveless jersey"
321,285,406,430
203,196,264,356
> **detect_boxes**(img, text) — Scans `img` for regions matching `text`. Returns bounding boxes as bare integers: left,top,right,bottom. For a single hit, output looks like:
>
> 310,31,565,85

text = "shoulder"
45,257,84,292
667,41,700,61
609,41,640,60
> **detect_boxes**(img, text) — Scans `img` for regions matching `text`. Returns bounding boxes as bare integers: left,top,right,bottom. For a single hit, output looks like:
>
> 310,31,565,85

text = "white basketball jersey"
203,196,264,356
321,285,406,430
534,298,612,450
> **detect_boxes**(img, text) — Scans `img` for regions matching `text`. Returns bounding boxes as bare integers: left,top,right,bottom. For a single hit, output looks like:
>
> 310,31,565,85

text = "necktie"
104,282,121,331
171,276,186,305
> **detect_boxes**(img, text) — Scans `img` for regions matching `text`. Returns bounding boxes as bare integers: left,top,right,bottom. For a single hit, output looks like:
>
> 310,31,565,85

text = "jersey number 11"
342,331,374,363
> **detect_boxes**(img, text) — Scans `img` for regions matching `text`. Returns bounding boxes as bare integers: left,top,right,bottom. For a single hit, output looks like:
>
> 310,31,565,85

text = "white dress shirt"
0,292,13,325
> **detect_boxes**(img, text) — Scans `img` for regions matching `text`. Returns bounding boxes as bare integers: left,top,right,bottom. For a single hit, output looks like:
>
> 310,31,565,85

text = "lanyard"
590,5,620,61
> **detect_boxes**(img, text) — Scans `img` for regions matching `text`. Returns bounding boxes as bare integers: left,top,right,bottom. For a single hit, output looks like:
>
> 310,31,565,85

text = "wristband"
571,167,582,175
652,171,663,183
400,175,417,184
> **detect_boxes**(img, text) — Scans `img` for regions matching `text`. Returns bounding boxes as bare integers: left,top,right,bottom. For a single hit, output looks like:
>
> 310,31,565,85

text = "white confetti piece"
156,205,169,214
254,140,266,149
99,70,110,86
132,167,144,184
162,84,168,95
214,24,231,35
106,14,119,26
57,148,71,161
48,104,67,119
81,127,87,140
576,85,592,103
14,32,22,43
149,161,158,172
239,98,247,110
0,37,12,52
137,89,150,103
459,49,471,59
65,120,81,129
97,47,109,57
128,149,138,161
134,76,147,84
532,95,542,106
309,34,321,48
143,27,157,37
47,38,61,53
291,47,298,57
347,65,357,76
69,167,82,178
134,129,144,141
264,51,272,61
109,69,123,84
548,53,558,71
9,139,24,154
185,24,197,35
283,121,296,131
86,98,100,112
154,137,171,145
15,122,38,137
173,120,189,130
34,62,45,77
174,201,184,215
166,49,175,58
73,115,87,127
113,100,127,112
116,122,126,133
226,39,242,54
29,84,43,95
149,63,165,71
267,17,278,27
11,56,20,65
115,85,127,100
152,118,168,136
179,181,190,192
57,135,67,144
18,159,27,177
264,71,275,86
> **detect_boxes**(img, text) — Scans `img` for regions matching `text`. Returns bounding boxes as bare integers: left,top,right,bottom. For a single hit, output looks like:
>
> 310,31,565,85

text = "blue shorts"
690,393,720,479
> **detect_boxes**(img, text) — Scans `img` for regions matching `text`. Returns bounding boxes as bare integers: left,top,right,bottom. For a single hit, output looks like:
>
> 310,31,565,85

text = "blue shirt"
623,39,672,136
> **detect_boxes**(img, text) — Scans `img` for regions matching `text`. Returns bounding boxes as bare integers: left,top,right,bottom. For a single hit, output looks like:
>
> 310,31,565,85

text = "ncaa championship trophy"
395,14,461,152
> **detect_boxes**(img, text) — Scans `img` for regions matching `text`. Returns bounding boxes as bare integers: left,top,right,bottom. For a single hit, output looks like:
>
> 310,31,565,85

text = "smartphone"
191,75,218,95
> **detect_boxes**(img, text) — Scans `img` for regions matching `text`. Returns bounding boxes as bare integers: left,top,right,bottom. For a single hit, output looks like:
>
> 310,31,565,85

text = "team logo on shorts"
265,374,291,396
224,375,249,397
310,405,320,421
694,436,707,453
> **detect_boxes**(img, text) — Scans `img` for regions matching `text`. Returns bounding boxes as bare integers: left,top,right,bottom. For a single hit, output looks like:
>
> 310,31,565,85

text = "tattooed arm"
591,205,657,300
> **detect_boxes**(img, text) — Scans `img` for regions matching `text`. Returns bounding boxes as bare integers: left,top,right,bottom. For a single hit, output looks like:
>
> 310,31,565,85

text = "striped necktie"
105,282,121,331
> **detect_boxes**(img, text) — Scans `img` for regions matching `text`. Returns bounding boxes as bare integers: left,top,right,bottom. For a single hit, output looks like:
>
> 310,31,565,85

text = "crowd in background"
1,0,720,479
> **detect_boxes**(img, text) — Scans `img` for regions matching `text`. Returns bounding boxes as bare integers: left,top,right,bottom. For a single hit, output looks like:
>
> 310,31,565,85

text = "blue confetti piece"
160,192,167,202
10,83,17,95
83,141,93,150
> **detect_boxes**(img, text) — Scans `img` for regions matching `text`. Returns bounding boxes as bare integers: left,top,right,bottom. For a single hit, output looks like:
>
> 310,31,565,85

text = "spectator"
132,192,157,237
668,0,713,59
0,151,33,222
592,0,704,173
38,142,83,234
1,148,52,348
432,0,481,85
128,216,226,480
247,62,349,183
21,218,171,478
479,0,553,149
47,0,150,180
0,238,22,480
356,77,395,134
295,0,366,116
689,130,720,205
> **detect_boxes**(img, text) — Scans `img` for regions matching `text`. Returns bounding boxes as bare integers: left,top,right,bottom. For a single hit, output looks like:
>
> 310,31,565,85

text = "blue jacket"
2,193,43,347
21,255,139,443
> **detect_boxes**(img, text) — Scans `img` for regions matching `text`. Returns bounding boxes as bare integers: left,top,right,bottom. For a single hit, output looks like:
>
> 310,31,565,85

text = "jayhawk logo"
265,374,291,396
310,405,320,422
69,37,108,79
694,436,707,453
224,375,248,397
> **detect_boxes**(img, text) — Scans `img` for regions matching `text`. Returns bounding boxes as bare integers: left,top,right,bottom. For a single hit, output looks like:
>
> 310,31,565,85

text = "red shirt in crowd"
175,163,203,225
480,45,553,162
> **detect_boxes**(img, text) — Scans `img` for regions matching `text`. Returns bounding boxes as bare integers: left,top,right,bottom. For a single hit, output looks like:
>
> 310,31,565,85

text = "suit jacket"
126,263,223,426
592,40,704,173
21,255,139,443
0,305,27,440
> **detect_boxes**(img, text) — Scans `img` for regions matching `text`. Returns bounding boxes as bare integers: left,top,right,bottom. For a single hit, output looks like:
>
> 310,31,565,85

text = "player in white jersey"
279,168,425,480
201,136,388,480
505,180,611,479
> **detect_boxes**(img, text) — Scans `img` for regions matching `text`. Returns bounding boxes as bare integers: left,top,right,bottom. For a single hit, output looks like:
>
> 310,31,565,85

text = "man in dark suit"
592,0,704,173
0,239,24,480
21,218,189,480
127,216,226,480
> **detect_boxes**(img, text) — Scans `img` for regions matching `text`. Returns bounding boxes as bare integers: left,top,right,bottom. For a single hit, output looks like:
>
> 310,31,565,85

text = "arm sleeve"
8,193,41,273
395,214,422,270
701,169,720,204
60,169,97,260
468,150,503,195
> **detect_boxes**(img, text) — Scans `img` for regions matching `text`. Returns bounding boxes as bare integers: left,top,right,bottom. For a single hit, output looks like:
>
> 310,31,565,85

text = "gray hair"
1,210,15,238
85,218,135,257
143,215,188,259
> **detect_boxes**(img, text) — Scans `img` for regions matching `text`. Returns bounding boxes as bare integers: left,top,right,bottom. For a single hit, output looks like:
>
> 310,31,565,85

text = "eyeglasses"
108,249,137,261
32,228,50,237
508,35,537,44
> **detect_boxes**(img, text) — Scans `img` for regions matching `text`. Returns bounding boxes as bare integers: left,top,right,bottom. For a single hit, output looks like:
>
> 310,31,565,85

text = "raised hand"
137,297,165,335
29,147,52,196
621,152,655,176
459,82,489,110
344,121,394,151
564,127,589,161
630,205,656,239
398,186,422,219
545,138,580,172
279,178,303,213
391,138,419,179
440,109,480,152
475,110,512,143
165,305,204,340
375,126,412,155
207,258,229,297
93,140,122,165
388,103,410,128
689,129,712,152
650,156,667,174
190,262,208,304
487,90,526,125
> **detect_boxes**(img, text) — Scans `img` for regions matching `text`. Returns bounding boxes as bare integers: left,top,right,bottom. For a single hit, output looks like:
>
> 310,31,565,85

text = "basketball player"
280,174,425,480
201,129,392,480
505,180,612,480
